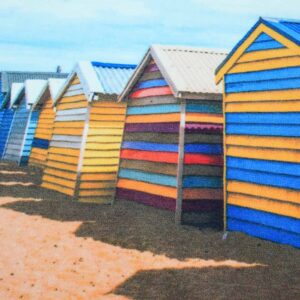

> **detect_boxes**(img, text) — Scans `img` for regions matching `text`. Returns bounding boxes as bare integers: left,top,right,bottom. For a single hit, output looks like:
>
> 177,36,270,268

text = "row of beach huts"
0,17,299,248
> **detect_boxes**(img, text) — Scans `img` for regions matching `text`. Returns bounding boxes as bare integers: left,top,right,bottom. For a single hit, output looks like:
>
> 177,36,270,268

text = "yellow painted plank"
59,94,86,104
80,173,117,181
126,113,180,123
43,174,76,189
71,76,80,85
83,150,120,158
44,168,77,180
42,182,74,196
83,158,119,165
226,135,300,150
34,133,51,140
88,122,124,129
226,145,300,163
57,101,87,110
90,107,126,115
117,178,177,199
29,152,46,162
80,181,116,189
79,189,115,197
30,147,48,156
92,101,126,108
185,113,223,124
89,114,126,121
78,197,113,204
46,161,78,172
54,121,85,128
49,147,80,157
229,56,300,74
228,192,300,219
226,100,300,112
237,48,297,63
48,153,79,164
227,181,300,205
81,165,119,173
225,89,300,102
84,143,121,150
86,136,122,143
53,128,83,135
87,128,124,136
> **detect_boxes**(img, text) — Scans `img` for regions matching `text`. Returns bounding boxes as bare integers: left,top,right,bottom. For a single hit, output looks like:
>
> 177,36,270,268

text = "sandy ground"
0,162,299,299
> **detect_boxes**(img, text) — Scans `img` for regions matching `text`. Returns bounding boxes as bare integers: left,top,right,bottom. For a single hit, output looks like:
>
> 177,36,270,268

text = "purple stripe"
145,64,159,72
182,200,223,213
125,122,180,133
185,123,223,134
116,188,176,211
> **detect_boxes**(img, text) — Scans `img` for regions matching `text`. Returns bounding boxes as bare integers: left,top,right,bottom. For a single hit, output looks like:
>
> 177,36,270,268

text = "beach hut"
29,78,67,168
0,71,68,159
116,45,227,223
215,17,300,248
41,61,136,203
2,80,47,165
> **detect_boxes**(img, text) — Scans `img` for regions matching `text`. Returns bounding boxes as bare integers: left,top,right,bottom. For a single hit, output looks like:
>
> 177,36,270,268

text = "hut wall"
42,76,87,196
77,101,127,203
2,98,30,163
182,100,223,212
29,91,55,168
116,61,181,210
224,33,300,248
0,109,15,158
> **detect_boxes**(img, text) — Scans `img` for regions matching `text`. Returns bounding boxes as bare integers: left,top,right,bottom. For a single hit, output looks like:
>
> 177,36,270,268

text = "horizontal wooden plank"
183,165,223,176
46,160,78,172
87,128,124,136
83,150,120,158
56,108,87,116
44,167,77,180
227,180,300,205
86,135,122,143
48,147,80,156
90,107,126,115
48,153,79,164
117,178,177,198
185,113,223,124
183,188,223,200
184,153,223,166
88,121,124,129
127,96,178,107
78,197,113,204
227,145,300,163
80,173,117,181
79,181,116,189
41,182,74,196
79,189,115,197
84,143,121,150
125,122,179,133
81,165,119,173
123,132,179,144
82,157,119,165
89,114,125,122
226,135,300,150
43,174,76,189
130,86,172,98
127,104,180,115
57,101,87,110
52,128,84,136
228,192,300,219
54,121,85,128
92,101,126,108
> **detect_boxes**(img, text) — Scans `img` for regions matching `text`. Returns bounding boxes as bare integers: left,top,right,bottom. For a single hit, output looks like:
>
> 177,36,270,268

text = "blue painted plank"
226,112,300,124
245,40,284,52
122,141,178,152
119,168,177,187
226,124,300,137
186,103,222,114
226,77,300,93
185,144,223,154
127,104,180,115
228,205,300,234
227,167,300,190
135,79,168,89
225,66,300,83
183,176,223,188
227,156,300,176
32,138,49,149
228,217,300,248
254,32,273,42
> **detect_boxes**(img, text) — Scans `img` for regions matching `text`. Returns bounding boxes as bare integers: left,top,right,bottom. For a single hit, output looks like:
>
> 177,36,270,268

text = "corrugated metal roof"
92,62,136,95
1,71,68,93
120,45,227,101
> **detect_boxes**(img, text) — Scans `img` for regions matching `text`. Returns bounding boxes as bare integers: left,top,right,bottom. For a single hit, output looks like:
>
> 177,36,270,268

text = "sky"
0,0,299,72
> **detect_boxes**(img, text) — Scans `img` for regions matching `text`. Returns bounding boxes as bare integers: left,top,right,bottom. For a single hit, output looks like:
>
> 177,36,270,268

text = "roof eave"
176,91,222,101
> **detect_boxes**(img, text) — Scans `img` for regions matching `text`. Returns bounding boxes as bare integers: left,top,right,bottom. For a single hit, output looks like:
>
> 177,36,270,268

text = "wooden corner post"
175,99,186,225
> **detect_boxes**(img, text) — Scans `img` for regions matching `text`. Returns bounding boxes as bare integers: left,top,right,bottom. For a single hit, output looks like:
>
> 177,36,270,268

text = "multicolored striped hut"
116,45,227,223
3,80,47,165
215,17,300,248
29,78,67,168
41,61,136,203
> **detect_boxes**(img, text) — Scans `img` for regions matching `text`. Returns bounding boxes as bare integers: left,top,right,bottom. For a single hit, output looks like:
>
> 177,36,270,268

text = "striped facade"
0,109,15,158
29,89,55,167
216,18,300,248
117,52,224,221
2,98,39,165
42,62,135,202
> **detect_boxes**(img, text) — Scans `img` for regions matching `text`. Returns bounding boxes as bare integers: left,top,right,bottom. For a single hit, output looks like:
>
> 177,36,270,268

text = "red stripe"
130,87,173,99
121,149,178,164
184,154,223,166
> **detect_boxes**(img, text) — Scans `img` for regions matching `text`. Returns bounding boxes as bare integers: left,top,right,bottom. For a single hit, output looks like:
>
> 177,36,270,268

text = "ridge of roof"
91,61,136,69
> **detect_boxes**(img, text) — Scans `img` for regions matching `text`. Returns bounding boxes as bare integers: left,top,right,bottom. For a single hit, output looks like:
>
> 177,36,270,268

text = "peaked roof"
215,17,300,83
1,71,68,94
10,80,48,109
55,61,136,103
32,78,66,109
10,83,25,108
119,45,227,101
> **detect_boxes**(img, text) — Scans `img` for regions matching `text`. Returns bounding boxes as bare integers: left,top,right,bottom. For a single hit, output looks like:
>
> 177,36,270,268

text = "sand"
0,162,299,299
